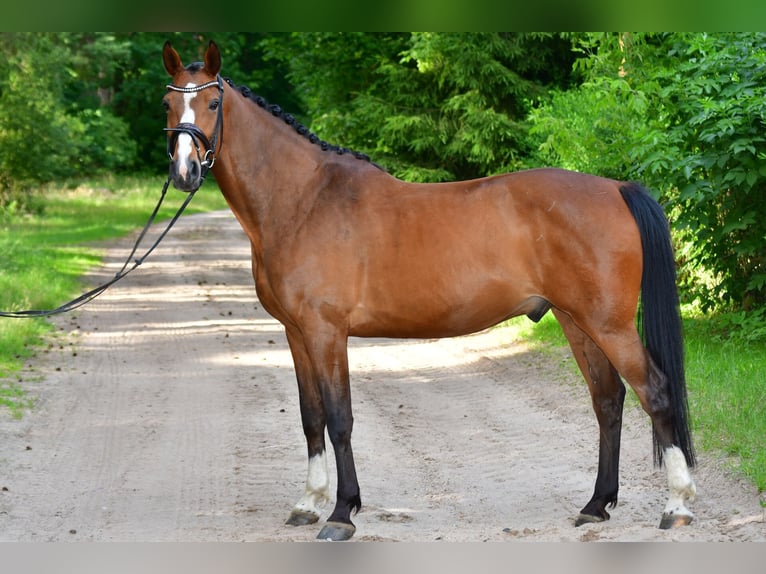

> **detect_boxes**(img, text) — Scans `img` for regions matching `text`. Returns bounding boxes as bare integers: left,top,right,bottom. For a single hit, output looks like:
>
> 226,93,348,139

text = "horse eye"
209,99,220,111
162,99,170,113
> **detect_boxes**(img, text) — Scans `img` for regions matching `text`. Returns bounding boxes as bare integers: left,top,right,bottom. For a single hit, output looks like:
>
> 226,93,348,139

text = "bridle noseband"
164,75,224,180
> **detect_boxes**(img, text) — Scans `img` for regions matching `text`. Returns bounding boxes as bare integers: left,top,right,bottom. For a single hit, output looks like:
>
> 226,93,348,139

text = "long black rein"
0,178,198,318
0,76,225,319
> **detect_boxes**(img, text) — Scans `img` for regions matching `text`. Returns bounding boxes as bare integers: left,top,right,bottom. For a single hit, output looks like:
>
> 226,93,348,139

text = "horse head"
162,40,224,192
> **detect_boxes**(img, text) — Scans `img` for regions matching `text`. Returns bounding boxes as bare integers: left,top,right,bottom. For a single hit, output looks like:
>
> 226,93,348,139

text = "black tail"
619,182,695,468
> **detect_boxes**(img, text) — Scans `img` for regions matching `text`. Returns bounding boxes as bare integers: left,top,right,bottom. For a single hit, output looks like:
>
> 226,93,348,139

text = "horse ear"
204,41,221,77
163,41,183,76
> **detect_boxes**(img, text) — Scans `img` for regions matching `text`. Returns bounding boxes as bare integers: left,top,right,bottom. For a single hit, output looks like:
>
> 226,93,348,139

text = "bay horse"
162,41,696,540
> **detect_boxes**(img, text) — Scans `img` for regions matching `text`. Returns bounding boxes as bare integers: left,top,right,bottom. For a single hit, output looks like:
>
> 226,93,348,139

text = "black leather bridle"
164,75,225,181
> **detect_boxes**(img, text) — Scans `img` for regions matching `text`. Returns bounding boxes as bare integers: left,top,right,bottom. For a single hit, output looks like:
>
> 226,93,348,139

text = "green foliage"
529,76,649,179
260,33,412,171
684,314,766,491
698,308,766,345
386,32,578,181
0,33,136,208
267,33,578,182
0,34,75,206
529,32,766,313
632,33,766,311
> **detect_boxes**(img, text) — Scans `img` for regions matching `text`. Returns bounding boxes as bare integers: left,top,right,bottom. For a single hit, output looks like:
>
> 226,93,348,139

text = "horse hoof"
317,521,356,541
574,513,607,527
285,510,320,526
659,512,693,529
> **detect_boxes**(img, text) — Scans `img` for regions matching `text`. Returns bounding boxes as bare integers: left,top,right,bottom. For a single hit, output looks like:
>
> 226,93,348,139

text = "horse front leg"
314,330,361,541
284,328,331,527
285,323,361,541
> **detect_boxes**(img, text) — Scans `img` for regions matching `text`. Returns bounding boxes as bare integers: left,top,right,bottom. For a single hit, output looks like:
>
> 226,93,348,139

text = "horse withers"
162,40,696,540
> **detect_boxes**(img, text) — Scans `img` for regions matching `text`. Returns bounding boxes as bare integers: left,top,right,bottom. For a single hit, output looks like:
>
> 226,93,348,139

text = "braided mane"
223,77,378,166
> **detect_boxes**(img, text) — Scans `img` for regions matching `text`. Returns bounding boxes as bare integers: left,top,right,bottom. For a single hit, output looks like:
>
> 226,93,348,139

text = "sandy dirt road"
1,209,763,542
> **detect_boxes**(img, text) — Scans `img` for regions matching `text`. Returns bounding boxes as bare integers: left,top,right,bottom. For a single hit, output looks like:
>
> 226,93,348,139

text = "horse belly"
347,207,541,338
348,271,535,339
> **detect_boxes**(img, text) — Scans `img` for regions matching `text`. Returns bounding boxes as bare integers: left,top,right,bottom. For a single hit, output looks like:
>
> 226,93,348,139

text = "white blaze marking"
176,83,197,178
293,452,330,518
662,446,696,517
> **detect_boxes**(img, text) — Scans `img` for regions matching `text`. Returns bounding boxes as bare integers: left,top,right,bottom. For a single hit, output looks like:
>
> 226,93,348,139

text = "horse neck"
211,93,323,249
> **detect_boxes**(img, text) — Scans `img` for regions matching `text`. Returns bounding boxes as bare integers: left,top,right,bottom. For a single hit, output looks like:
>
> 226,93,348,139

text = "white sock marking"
293,452,330,517
663,446,696,516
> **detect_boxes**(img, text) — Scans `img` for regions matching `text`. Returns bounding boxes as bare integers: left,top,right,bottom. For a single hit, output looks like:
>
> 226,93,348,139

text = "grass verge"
0,174,228,416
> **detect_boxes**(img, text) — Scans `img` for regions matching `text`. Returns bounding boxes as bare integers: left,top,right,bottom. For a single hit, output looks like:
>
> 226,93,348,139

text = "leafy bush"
70,108,137,173
632,33,766,310
0,33,136,209
529,32,766,312
528,76,649,179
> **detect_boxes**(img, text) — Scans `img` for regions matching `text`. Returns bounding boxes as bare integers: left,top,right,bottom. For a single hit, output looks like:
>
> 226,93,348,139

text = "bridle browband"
164,75,225,181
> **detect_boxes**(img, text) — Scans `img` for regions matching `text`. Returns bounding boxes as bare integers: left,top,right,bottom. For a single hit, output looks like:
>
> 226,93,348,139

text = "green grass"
684,315,766,492
503,311,766,493
0,174,228,416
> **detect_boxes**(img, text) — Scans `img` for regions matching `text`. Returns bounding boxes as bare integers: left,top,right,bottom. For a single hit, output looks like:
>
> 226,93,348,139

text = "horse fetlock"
664,446,696,501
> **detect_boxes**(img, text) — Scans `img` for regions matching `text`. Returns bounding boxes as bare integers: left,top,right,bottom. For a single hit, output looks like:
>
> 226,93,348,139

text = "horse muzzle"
165,123,217,192
168,156,204,192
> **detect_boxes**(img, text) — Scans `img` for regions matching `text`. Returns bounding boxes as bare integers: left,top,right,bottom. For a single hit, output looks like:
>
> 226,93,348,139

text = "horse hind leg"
553,309,626,526
577,318,696,528
641,355,697,529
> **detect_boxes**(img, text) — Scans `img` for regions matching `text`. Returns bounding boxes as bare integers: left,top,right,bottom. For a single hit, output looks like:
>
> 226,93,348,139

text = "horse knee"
326,410,354,446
